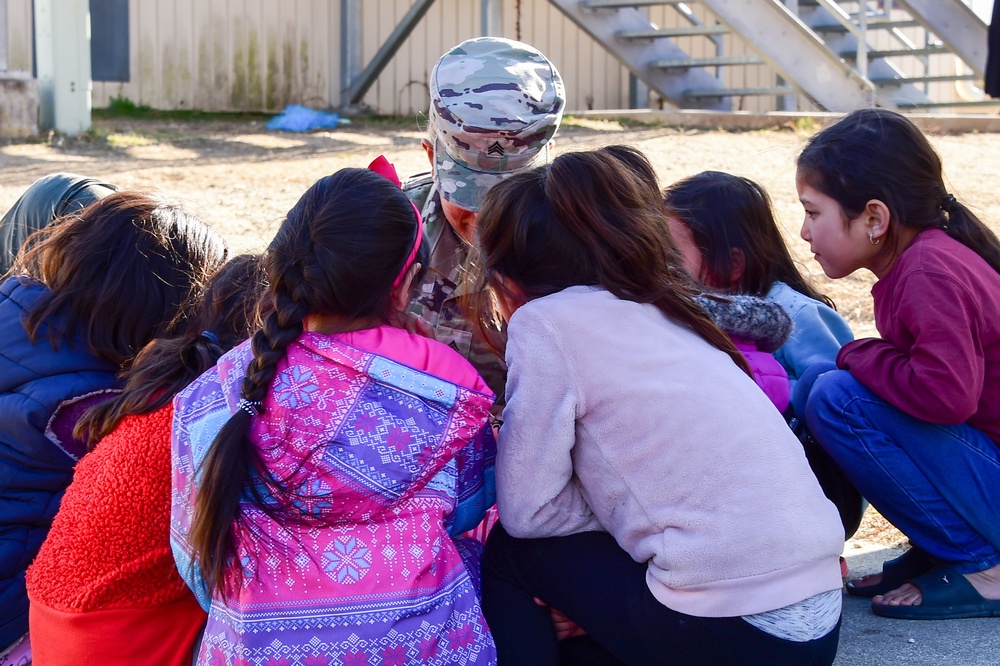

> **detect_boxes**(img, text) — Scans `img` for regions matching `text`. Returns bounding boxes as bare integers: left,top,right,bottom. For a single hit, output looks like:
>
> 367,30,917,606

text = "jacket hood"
696,293,793,352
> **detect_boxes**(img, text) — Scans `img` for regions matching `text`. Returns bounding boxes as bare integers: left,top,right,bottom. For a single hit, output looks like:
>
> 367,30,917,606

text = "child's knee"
804,369,861,429
791,361,837,418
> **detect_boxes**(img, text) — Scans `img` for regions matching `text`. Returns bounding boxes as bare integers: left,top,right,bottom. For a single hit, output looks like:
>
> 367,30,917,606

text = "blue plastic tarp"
266,104,349,132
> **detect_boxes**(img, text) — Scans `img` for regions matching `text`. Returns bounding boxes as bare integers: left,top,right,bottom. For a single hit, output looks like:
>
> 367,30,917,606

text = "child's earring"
869,232,881,246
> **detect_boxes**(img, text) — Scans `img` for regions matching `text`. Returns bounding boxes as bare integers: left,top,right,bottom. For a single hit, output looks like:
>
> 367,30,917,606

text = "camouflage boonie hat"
429,37,565,213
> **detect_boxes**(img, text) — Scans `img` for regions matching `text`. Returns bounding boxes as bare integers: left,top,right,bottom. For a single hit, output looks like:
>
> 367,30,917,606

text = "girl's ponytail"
190,291,308,594
944,199,1000,275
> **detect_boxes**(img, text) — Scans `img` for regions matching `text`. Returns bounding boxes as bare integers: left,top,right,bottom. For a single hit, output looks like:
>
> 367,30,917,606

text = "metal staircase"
547,0,993,112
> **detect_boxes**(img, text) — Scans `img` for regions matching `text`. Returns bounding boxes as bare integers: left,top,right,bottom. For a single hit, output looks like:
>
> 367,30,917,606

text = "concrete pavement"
835,543,1000,665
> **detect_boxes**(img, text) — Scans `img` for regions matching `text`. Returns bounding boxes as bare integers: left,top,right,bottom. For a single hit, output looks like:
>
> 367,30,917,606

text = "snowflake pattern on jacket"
171,328,496,666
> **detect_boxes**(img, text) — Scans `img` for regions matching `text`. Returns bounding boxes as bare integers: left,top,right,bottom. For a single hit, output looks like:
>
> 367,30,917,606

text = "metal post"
346,0,437,106
0,0,8,72
628,4,648,109
481,0,502,36
778,0,799,111
857,0,868,82
340,0,362,109
34,0,91,134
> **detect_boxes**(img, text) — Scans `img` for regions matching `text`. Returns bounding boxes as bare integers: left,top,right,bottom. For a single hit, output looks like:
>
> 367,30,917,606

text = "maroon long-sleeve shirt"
837,228,1000,445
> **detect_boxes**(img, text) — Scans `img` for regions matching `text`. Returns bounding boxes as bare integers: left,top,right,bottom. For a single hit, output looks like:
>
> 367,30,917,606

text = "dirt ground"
3,113,998,549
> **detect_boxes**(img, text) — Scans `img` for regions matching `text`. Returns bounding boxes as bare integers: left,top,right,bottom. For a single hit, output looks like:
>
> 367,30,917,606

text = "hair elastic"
368,155,424,287
201,330,219,345
941,193,957,214
239,398,263,417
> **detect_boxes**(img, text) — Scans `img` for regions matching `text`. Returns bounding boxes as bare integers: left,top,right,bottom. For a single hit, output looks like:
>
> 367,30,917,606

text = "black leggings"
481,525,840,666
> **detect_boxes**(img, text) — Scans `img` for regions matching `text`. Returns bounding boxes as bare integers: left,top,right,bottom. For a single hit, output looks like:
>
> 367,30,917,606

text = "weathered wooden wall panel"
5,0,31,73
88,0,336,112
0,0,8,72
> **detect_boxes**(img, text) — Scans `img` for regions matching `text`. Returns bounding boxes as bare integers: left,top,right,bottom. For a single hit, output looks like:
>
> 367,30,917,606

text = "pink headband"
368,155,424,288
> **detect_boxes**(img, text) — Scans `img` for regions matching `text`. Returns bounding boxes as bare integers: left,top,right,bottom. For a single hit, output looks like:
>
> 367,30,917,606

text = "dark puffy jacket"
0,173,116,275
0,277,118,647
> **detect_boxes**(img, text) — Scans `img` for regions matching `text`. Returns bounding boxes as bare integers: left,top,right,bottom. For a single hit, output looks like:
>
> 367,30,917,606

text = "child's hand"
550,607,586,640
489,415,503,440
533,597,586,640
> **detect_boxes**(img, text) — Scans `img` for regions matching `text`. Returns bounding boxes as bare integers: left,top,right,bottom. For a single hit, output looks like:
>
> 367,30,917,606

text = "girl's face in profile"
796,172,875,279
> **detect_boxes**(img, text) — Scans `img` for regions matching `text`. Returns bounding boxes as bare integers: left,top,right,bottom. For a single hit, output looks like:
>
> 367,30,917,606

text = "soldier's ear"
422,139,434,170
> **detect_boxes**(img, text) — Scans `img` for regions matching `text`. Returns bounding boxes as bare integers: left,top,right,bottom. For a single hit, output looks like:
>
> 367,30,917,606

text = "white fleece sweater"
497,286,844,618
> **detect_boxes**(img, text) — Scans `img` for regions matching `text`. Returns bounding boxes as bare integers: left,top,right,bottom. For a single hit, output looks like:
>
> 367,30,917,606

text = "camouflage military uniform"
404,174,507,415
402,37,564,416
427,39,565,213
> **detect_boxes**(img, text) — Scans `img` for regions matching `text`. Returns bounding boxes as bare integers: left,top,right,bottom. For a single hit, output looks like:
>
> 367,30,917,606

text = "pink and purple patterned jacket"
171,326,497,666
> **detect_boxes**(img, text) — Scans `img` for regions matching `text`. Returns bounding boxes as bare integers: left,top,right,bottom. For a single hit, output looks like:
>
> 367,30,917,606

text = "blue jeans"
793,363,866,538
805,369,1000,574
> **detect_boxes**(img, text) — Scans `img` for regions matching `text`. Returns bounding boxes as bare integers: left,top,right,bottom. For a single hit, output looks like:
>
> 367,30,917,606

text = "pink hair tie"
368,155,424,287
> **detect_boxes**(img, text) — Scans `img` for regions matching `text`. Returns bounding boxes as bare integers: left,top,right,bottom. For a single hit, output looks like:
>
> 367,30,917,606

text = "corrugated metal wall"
1,0,979,115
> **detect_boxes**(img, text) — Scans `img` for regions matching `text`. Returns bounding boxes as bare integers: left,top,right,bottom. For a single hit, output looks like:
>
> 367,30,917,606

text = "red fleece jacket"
26,404,205,665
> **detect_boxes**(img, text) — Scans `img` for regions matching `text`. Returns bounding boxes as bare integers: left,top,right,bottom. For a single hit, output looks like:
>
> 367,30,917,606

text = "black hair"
797,108,1000,274
74,254,267,445
664,171,835,307
190,167,422,594
16,191,227,367
472,146,751,376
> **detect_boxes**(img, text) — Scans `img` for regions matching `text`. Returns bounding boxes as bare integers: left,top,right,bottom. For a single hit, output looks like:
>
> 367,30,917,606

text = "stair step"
813,19,923,32
581,0,694,7
619,25,729,40
684,86,798,99
872,73,980,85
841,46,950,59
896,99,1000,110
652,54,764,69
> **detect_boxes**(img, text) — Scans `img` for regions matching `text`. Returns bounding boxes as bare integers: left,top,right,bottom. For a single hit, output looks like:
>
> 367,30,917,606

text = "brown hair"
15,191,227,367
663,170,834,307
74,254,267,445
471,146,751,376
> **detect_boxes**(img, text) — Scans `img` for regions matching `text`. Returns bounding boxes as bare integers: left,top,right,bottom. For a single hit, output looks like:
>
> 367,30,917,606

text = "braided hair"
190,168,422,594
